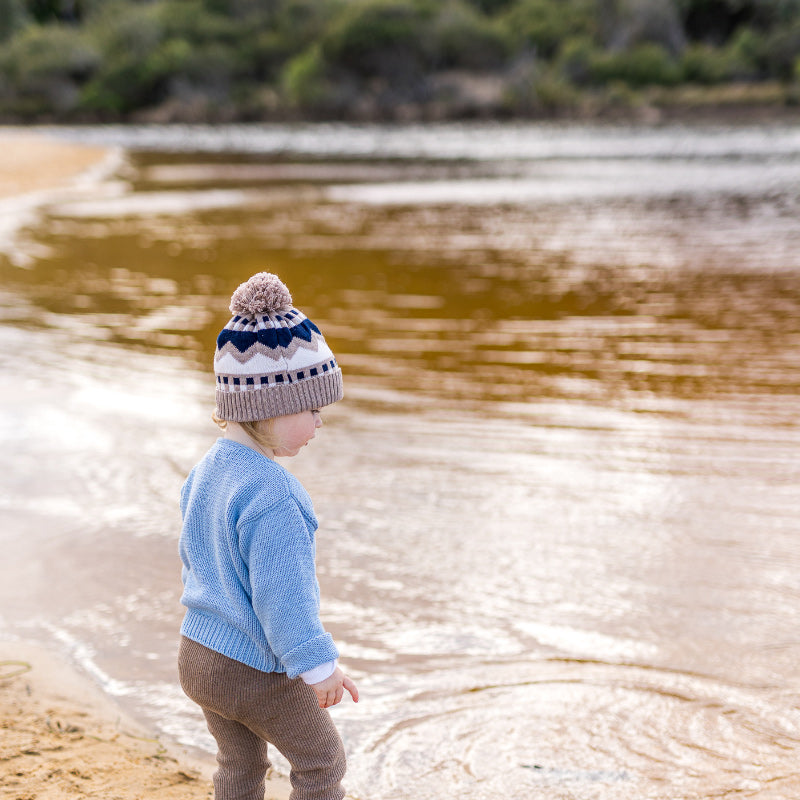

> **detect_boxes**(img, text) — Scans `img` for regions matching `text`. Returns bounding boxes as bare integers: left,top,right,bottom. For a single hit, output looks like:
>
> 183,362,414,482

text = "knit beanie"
214,272,343,421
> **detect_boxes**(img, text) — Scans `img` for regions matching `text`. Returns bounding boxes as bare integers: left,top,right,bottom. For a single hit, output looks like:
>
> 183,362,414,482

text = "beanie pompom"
229,272,293,316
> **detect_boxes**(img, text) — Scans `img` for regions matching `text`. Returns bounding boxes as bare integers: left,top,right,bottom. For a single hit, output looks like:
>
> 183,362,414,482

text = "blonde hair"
212,410,281,451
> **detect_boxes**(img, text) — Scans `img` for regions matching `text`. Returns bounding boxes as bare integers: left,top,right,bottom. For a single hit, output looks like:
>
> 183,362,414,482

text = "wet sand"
0,641,215,799
0,643,295,799
0,129,291,800
0,127,111,199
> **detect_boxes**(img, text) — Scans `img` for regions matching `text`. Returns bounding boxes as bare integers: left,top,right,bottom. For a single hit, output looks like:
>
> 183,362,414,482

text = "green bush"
498,0,595,60
723,27,766,80
201,0,267,19
2,0,800,120
272,0,342,50
0,0,28,42
463,0,516,13
281,44,328,105
24,0,88,23
243,30,294,82
681,36,762,84
81,1,254,112
763,19,800,79
321,0,437,80
1,22,98,81
80,3,167,112
184,41,248,86
681,43,731,83
431,2,511,69
557,35,602,85
88,2,164,61
503,61,581,113
0,23,99,112
591,42,682,87
2,25,100,78
531,71,581,109
158,0,243,45
245,0,341,81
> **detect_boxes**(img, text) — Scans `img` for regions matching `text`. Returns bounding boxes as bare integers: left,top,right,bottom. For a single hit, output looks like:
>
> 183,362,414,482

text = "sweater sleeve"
238,498,339,678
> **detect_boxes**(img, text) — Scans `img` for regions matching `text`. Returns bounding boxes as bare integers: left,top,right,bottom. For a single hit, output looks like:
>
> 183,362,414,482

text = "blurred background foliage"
0,0,799,120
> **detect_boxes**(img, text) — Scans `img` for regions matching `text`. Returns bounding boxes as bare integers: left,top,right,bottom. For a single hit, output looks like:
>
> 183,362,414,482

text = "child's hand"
310,667,359,709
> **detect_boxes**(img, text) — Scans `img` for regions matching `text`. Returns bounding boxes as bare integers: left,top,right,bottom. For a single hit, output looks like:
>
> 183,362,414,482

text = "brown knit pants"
178,636,347,800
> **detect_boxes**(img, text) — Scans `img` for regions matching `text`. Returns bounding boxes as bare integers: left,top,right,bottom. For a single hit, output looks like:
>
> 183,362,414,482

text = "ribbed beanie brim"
215,367,343,422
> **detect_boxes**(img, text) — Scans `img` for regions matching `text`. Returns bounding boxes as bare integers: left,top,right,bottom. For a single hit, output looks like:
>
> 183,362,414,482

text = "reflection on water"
6,150,800,417
1,123,800,799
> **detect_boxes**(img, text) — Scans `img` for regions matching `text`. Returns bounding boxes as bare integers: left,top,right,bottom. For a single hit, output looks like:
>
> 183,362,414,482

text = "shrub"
681,43,731,83
531,71,581,110
80,3,167,112
1,21,98,81
590,42,682,86
246,0,341,81
503,61,581,113
723,26,767,79
244,30,293,82
321,0,437,80
272,0,342,50
0,0,28,42
0,22,99,112
281,44,328,105
23,0,87,23
88,2,164,60
763,19,800,79
498,0,595,60
557,35,602,85
201,0,267,18
158,0,242,45
463,0,515,14
433,1,511,70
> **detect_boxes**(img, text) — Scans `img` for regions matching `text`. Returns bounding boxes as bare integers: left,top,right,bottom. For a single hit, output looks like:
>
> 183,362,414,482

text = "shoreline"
0,129,293,800
0,639,293,800
1,79,799,127
0,127,124,265
0,127,113,200
0,640,216,799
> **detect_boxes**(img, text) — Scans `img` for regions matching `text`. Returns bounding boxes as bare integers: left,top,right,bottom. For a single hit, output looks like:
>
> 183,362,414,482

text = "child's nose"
315,415,323,429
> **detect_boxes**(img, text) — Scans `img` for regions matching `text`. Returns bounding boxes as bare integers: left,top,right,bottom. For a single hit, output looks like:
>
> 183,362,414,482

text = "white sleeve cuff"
300,659,337,685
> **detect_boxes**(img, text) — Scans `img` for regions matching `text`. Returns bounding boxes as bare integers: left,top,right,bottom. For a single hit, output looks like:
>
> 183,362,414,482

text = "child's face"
271,409,323,457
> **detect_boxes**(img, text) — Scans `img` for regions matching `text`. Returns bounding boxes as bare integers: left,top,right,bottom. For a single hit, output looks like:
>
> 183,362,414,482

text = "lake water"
1,122,799,800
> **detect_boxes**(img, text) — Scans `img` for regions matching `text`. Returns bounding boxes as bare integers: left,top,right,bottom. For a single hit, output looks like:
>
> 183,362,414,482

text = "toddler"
178,272,358,800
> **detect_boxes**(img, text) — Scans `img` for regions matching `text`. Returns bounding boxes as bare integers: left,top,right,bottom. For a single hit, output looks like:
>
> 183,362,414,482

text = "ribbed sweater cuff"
282,633,340,679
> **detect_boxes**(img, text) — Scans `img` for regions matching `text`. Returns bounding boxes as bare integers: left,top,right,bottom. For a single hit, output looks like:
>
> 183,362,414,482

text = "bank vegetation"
1,0,800,122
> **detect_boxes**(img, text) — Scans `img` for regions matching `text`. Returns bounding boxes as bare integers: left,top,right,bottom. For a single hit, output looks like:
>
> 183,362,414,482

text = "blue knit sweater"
179,438,339,678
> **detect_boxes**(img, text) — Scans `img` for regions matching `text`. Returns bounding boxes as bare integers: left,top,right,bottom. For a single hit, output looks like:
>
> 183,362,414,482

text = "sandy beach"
0,128,111,200
0,641,216,800
0,128,290,800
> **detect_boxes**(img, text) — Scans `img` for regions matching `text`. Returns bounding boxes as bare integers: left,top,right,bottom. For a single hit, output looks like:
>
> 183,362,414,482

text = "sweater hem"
181,612,284,674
